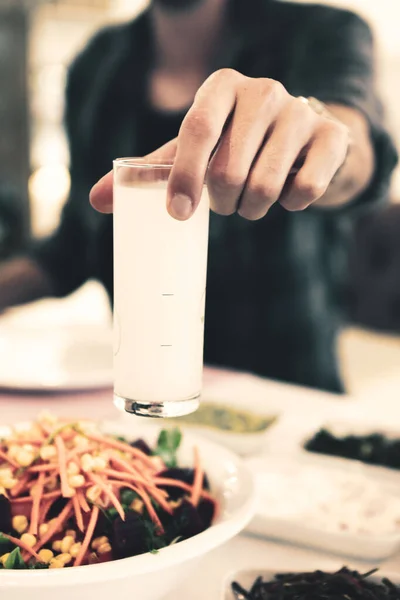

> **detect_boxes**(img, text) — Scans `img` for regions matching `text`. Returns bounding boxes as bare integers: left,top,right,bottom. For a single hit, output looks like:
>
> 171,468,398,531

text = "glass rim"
113,157,174,169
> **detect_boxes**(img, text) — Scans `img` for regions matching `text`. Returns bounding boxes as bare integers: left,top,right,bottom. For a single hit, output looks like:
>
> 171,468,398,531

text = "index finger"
167,69,242,221
90,138,178,213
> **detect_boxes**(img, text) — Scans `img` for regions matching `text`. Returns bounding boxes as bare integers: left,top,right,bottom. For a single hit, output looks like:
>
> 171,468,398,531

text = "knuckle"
210,68,242,86
208,165,246,192
259,78,286,102
181,110,216,140
294,175,328,202
248,179,281,203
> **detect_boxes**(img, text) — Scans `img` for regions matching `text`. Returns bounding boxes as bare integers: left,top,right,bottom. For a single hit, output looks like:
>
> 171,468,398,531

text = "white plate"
245,453,400,561
0,323,113,391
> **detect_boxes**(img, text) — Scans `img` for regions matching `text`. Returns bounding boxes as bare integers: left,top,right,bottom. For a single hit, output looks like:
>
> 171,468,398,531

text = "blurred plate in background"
0,322,113,391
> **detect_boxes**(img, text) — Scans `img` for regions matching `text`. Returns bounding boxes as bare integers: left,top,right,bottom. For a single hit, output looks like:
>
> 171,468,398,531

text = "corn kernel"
0,553,10,566
39,445,57,461
14,422,33,435
68,474,85,489
52,540,62,552
16,450,35,467
3,478,17,490
60,535,74,554
92,456,107,471
22,444,34,453
0,468,13,481
130,498,144,514
86,485,100,503
38,549,54,564
39,523,49,538
57,553,72,565
65,530,76,540
91,536,108,551
67,462,80,476
73,435,89,450
49,558,64,569
12,515,28,534
81,454,94,472
20,533,36,548
69,542,82,558
97,542,112,555
8,446,19,460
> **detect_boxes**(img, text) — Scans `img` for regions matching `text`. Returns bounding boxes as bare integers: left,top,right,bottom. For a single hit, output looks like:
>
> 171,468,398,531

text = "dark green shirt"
33,0,398,392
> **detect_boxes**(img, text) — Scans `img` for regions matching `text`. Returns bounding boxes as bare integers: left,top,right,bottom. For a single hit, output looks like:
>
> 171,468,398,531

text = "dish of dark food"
0,414,217,569
305,428,400,470
231,568,400,599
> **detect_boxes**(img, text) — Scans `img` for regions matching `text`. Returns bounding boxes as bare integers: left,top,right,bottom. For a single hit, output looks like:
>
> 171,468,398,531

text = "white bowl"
0,419,255,600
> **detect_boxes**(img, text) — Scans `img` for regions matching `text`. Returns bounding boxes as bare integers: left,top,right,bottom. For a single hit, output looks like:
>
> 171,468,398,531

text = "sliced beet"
0,495,12,534
158,468,210,500
197,497,215,528
130,439,153,456
112,512,148,559
170,499,205,541
47,497,68,520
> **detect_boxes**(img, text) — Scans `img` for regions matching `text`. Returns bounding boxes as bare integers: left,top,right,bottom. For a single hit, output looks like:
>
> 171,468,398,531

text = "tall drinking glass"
113,158,210,418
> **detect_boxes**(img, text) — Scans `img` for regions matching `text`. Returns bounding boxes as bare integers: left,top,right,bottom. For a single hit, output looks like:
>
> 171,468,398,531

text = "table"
2,367,400,599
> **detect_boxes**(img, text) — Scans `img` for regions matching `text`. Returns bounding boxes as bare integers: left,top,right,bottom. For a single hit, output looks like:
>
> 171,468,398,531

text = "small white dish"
0,419,256,600
245,453,400,561
0,323,113,391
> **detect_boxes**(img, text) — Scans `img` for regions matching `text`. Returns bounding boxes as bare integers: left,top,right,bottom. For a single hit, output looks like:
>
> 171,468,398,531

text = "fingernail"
169,194,193,220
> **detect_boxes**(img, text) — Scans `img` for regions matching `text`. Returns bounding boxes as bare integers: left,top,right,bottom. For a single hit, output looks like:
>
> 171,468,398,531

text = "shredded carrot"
100,467,148,486
76,488,90,513
110,454,152,482
87,472,125,520
85,433,155,467
9,472,31,498
11,490,61,504
0,449,19,469
29,471,45,535
54,435,74,498
154,478,215,503
109,481,165,532
72,493,84,532
33,500,73,552
27,464,58,473
2,533,42,562
190,447,203,507
38,497,54,525
73,505,99,567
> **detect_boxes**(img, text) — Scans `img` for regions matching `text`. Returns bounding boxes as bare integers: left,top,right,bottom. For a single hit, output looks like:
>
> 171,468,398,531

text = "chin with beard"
152,0,207,12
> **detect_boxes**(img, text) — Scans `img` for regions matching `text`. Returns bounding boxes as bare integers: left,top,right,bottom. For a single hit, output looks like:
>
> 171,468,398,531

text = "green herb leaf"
28,562,49,570
120,489,138,506
0,533,13,555
155,429,182,468
5,548,26,570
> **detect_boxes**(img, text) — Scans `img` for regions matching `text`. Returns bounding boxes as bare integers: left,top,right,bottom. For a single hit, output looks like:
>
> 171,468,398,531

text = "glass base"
113,393,200,418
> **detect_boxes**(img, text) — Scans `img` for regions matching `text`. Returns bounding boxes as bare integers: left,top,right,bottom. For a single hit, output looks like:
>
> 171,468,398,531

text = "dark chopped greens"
305,428,400,470
232,568,400,600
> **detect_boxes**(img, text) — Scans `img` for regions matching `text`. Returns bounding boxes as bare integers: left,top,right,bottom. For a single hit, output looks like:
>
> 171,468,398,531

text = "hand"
90,69,350,220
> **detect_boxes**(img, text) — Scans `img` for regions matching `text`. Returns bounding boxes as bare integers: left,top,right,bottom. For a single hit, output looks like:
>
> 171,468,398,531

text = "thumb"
89,138,178,214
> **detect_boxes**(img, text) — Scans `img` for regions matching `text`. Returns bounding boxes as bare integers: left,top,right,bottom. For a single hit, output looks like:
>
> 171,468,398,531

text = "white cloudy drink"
113,159,209,417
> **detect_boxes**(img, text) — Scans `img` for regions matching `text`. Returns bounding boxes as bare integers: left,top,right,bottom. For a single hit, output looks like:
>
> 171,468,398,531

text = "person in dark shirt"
0,0,397,392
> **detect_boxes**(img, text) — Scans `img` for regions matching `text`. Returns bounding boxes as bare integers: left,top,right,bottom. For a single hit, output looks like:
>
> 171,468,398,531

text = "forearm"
0,257,54,312
315,104,375,208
